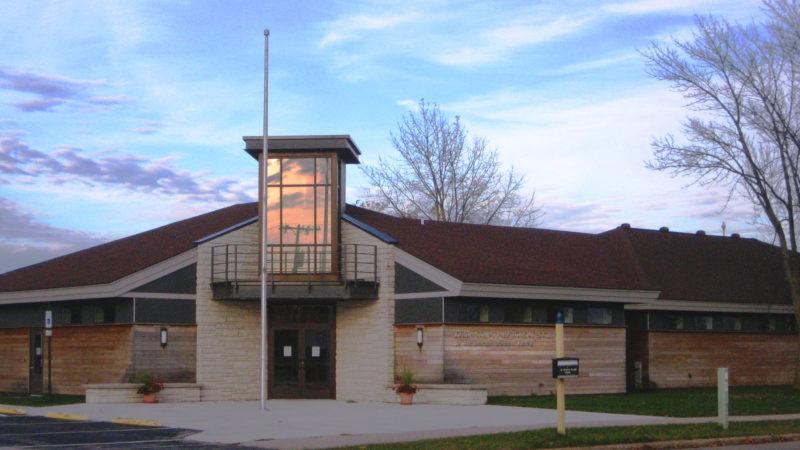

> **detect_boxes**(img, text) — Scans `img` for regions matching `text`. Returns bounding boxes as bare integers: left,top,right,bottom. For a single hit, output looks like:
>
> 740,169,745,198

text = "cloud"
0,133,256,203
0,196,105,273
0,67,129,112
87,94,135,105
435,17,591,66
0,67,106,98
13,98,67,112
130,120,164,135
320,12,421,47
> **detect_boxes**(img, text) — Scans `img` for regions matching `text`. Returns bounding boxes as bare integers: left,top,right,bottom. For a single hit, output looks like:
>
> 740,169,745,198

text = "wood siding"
395,324,626,396
641,331,797,388
0,328,28,393
46,325,135,395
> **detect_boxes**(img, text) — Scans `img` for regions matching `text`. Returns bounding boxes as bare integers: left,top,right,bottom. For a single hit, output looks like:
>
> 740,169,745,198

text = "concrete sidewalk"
5,401,799,449
0,400,669,447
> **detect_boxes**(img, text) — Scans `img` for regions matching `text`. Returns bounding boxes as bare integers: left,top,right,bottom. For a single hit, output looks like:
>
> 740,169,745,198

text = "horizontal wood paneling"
395,324,626,396
645,331,797,388
0,328,28,392
46,325,134,395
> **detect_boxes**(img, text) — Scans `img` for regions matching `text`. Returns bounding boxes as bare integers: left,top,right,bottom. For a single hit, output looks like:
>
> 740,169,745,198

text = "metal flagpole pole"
260,28,270,412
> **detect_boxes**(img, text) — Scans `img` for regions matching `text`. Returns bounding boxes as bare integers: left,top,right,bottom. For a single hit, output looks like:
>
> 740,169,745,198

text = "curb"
112,418,161,427
0,408,26,416
553,432,800,449
45,412,88,421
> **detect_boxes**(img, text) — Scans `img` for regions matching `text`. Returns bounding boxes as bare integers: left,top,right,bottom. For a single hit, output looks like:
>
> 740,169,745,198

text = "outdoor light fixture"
416,327,424,349
160,327,168,348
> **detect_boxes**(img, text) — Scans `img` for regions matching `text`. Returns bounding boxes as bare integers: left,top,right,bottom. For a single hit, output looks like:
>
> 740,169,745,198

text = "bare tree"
361,100,541,227
643,0,800,385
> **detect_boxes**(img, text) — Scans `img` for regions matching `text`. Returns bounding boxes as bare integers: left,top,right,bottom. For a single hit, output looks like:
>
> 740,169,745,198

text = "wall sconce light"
416,327,424,350
160,327,168,348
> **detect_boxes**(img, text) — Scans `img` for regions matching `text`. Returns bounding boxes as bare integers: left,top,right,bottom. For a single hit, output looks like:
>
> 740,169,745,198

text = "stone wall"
336,222,396,402
395,324,444,383
0,328,28,393
132,324,196,383
396,323,627,396
640,331,797,388
195,222,261,401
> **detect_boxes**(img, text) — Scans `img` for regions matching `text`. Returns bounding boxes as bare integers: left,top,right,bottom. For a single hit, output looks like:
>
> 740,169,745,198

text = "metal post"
47,335,52,395
718,367,729,430
260,28,270,412
556,314,566,435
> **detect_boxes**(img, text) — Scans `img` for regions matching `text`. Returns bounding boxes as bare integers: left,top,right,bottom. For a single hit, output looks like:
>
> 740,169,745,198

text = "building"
0,135,795,401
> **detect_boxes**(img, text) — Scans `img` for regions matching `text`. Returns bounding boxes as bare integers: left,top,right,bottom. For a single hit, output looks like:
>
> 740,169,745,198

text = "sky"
0,0,769,273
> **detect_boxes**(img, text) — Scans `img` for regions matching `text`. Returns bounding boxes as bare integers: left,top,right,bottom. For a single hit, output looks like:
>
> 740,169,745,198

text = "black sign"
552,357,580,378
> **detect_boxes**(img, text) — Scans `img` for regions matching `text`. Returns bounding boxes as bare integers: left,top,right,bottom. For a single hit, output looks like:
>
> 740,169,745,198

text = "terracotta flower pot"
142,393,158,404
399,392,414,405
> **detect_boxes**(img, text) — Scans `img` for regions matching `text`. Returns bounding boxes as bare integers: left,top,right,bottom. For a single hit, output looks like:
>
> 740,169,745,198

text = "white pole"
718,367,729,430
260,28,270,412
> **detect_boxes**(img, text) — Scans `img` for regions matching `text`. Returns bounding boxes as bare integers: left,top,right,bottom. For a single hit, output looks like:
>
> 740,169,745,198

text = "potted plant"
395,368,417,405
135,373,164,404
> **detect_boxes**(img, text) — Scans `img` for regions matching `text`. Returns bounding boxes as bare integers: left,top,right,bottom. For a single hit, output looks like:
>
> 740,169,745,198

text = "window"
68,305,81,324
523,306,533,323
562,307,574,324
479,305,489,323
723,316,742,331
266,156,335,274
694,315,713,331
587,307,613,325
94,304,115,324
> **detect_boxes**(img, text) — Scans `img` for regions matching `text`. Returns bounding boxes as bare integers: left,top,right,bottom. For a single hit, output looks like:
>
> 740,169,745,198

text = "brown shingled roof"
345,205,658,291
605,227,792,304
0,202,257,293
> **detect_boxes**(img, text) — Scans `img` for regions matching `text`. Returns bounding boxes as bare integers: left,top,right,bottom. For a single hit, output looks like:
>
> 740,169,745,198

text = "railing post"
234,244,238,283
225,245,230,283
354,244,359,281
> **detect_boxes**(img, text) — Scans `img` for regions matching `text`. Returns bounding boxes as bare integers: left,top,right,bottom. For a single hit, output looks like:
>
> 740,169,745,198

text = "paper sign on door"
312,346,320,358
283,346,292,357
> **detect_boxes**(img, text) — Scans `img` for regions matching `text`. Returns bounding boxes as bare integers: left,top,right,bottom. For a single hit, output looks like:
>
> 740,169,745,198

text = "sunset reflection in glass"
266,157,334,274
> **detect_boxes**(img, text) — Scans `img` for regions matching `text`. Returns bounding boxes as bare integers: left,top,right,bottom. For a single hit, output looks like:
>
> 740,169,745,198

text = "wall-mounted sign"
311,346,320,358
45,310,52,329
552,357,580,379
283,346,292,357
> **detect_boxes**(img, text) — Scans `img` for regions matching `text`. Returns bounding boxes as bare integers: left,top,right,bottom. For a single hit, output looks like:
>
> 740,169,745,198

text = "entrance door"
269,304,334,399
29,329,44,394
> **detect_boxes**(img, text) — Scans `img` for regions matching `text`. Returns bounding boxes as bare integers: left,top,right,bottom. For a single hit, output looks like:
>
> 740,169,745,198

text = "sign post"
45,310,52,395
718,367,729,430
552,311,579,436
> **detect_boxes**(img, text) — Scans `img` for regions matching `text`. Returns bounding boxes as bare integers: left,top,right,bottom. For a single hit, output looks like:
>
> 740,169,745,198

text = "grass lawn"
0,392,85,407
347,420,800,449
489,385,800,417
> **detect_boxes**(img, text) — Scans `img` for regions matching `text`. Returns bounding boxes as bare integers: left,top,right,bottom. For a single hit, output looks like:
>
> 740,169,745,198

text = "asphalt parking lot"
0,415,254,449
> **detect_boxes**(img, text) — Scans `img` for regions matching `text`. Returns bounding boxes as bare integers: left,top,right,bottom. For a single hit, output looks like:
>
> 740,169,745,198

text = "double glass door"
269,304,334,399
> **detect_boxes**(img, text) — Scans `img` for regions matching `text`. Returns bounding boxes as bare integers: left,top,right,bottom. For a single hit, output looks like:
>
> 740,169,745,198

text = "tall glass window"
266,156,335,274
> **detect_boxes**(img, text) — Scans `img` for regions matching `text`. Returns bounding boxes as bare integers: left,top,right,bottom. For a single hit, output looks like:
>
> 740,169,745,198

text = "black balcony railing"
210,243,378,285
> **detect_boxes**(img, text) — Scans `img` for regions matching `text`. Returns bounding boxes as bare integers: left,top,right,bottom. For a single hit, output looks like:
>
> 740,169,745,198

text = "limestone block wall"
196,222,261,401
395,324,444,383
337,222,396,402
0,328,29,393
132,324,196,383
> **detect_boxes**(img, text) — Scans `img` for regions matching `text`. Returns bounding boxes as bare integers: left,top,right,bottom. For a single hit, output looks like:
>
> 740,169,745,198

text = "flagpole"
260,28,270,412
